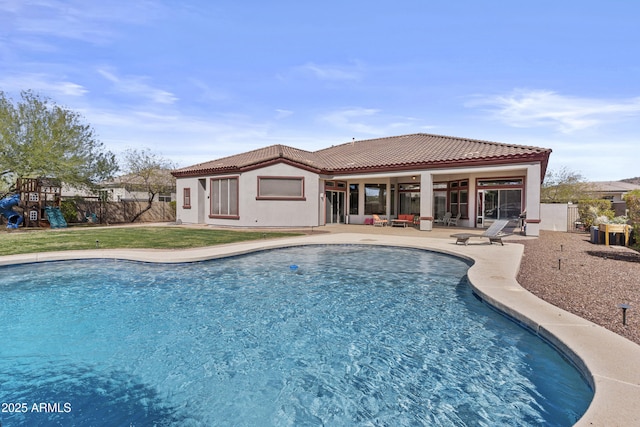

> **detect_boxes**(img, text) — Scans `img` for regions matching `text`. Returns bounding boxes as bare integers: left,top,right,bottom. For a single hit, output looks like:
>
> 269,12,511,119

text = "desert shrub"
60,200,79,223
609,215,630,224
624,190,640,244
578,199,613,229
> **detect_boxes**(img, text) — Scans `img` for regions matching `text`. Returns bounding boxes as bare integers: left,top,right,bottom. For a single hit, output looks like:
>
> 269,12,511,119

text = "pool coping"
2,232,639,425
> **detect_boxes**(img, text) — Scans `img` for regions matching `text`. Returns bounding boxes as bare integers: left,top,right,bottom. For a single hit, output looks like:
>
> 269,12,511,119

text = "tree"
121,148,176,222
541,167,592,203
0,90,118,191
623,189,640,245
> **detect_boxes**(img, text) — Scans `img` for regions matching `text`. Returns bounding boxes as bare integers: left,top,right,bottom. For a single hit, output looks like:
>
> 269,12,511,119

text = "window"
448,180,469,218
390,184,395,216
257,177,305,200
365,184,386,214
349,184,359,215
399,183,420,214
210,177,239,218
450,191,459,215
481,189,522,220
433,182,448,190
478,178,523,187
183,188,191,208
98,190,110,202
324,180,346,190
459,190,469,218
477,177,525,221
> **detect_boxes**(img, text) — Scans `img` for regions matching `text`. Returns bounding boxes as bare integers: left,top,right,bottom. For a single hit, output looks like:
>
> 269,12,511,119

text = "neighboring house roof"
172,133,552,177
589,181,640,193
101,170,176,189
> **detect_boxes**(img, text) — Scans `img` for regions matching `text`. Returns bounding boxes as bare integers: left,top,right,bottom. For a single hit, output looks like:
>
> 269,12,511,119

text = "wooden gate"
567,204,581,232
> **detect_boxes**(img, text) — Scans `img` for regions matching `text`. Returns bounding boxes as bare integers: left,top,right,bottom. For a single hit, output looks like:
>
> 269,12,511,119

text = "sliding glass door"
325,190,345,224
477,189,522,227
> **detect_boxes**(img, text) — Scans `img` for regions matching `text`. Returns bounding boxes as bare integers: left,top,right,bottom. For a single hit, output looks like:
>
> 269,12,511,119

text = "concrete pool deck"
2,224,639,426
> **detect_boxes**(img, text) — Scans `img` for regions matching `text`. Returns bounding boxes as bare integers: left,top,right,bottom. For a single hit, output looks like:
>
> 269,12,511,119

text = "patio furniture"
372,214,388,227
450,219,511,246
446,212,461,226
392,214,415,227
434,212,451,225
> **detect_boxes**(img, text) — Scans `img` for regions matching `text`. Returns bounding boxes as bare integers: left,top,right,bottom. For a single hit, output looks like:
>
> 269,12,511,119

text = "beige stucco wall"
176,163,322,227
175,161,546,234
175,176,201,225
238,163,321,227
540,203,569,232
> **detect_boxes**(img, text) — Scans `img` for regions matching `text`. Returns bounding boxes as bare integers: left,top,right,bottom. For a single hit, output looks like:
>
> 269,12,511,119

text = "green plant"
609,216,629,224
60,200,79,223
623,189,640,246
578,199,613,229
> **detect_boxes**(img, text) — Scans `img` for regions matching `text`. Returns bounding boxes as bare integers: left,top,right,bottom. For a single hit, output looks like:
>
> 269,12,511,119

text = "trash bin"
590,226,599,244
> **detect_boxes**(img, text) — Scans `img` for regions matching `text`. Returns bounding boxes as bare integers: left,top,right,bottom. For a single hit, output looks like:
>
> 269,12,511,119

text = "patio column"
386,178,392,217
524,163,542,236
419,172,433,231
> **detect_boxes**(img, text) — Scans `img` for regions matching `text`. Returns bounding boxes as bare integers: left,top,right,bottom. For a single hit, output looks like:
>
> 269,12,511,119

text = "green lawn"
0,227,302,256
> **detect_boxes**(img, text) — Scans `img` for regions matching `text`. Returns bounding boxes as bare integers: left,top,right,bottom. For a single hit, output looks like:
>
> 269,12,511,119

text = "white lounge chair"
450,219,512,245
446,212,461,226
434,212,451,225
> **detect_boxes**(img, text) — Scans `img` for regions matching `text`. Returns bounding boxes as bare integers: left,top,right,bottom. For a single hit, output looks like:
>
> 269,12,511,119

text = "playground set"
0,178,67,229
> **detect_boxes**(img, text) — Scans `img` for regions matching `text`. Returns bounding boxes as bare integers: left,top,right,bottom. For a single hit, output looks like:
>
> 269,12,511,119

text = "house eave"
328,154,550,176
171,158,323,178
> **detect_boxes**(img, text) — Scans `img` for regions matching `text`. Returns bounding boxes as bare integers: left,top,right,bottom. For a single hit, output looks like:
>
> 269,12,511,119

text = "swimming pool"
0,245,592,426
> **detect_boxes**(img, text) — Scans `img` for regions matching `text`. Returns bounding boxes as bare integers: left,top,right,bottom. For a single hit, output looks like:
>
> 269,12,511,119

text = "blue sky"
1,1,639,181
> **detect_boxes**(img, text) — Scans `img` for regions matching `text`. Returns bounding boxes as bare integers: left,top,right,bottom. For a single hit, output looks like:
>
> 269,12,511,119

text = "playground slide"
0,194,23,229
45,206,67,229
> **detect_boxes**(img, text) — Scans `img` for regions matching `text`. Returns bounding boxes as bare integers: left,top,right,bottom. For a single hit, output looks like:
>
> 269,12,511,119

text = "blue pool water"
0,245,592,426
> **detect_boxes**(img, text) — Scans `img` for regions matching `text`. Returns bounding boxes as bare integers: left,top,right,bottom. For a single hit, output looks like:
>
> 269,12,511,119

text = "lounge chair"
434,212,451,225
372,214,388,227
446,212,461,226
450,219,512,245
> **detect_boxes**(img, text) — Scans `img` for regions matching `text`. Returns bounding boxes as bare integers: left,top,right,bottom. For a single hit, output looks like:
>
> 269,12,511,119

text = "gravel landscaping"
516,230,640,345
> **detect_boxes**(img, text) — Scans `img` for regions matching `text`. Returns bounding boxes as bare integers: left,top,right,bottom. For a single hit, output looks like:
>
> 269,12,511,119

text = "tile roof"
173,133,551,177
589,181,640,193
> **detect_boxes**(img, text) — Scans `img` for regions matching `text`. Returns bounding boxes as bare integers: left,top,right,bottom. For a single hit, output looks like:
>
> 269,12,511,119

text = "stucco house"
172,133,551,236
100,171,176,202
587,180,640,216
587,181,640,203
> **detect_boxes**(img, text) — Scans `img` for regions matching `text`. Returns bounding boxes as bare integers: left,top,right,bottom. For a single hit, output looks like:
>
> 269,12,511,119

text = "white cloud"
467,89,640,133
97,68,178,105
274,109,293,119
0,0,163,45
76,104,275,164
320,108,382,134
188,79,231,102
0,73,88,96
296,62,363,81
319,107,434,136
